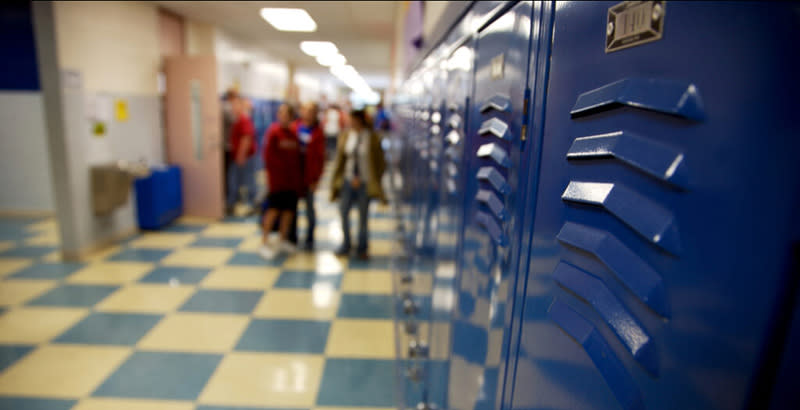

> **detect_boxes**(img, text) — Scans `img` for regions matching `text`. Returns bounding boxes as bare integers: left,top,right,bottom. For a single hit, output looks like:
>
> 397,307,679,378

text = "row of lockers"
388,1,800,409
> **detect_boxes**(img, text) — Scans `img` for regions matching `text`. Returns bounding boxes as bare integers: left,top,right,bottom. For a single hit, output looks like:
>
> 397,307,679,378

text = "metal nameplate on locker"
606,1,665,53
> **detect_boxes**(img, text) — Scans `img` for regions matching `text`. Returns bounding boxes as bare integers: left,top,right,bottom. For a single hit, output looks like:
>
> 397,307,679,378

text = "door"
164,55,223,218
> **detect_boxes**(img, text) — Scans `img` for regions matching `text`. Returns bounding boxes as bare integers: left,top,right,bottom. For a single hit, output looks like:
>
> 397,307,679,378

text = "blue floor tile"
273,270,342,289
0,397,75,410
316,358,396,407
0,246,56,259
54,312,162,345
8,262,84,280
369,231,396,240
197,407,300,410
0,345,34,372
228,251,286,267
179,289,263,314
27,284,118,307
93,351,222,400
139,266,211,285
235,319,329,353
108,248,171,262
191,237,244,248
337,294,394,319
347,255,392,270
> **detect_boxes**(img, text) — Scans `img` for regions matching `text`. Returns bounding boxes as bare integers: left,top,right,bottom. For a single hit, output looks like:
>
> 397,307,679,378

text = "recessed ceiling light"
300,41,338,57
260,8,317,32
316,53,347,67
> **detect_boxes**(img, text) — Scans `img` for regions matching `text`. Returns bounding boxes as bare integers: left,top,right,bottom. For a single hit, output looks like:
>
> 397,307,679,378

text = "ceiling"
155,1,396,78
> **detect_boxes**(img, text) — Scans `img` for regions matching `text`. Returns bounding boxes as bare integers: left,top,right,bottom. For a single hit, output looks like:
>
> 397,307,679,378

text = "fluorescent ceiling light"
316,53,346,66
260,8,317,32
300,41,338,57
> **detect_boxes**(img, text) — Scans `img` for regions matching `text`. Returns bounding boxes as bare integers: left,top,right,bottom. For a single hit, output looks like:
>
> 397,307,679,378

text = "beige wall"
423,1,450,42
185,20,216,56
54,1,160,95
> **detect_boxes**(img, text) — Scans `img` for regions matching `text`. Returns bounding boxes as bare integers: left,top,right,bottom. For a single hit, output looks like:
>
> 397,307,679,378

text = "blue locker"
510,2,800,410
446,2,539,409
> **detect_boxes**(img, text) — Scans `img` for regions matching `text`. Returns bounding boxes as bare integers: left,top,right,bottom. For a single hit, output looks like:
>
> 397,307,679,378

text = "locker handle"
570,78,705,121
475,210,507,247
480,94,511,113
476,189,508,222
567,131,688,189
477,167,511,195
557,222,669,317
552,262,659,375
448,114,462,130
562,181,681,255
446,130,461,145
549,299,645,410
478,117,511,140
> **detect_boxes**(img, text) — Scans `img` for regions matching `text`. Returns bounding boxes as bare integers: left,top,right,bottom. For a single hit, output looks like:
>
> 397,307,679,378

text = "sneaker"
258,244,277,260
334,246,350,257
278,240,297,254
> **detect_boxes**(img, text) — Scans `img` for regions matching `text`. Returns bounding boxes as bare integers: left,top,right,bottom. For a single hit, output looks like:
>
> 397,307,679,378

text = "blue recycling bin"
134,165,183,230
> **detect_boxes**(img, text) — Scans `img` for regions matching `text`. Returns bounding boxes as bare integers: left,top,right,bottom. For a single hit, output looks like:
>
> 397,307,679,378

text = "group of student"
222,91,387,261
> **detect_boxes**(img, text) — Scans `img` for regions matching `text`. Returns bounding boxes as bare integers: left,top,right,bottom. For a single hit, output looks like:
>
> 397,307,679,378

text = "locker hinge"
521,87,531,141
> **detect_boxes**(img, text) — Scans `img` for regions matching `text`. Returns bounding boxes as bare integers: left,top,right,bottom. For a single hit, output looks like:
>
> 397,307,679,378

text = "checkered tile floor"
0,188,403,409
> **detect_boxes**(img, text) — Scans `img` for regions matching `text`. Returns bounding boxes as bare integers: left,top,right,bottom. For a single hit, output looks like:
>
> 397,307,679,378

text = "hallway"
0,168,401,409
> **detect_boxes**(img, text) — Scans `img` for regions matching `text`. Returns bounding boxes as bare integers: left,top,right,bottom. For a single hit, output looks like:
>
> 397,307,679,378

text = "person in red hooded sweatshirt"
259,103,302,260
290,101,325,250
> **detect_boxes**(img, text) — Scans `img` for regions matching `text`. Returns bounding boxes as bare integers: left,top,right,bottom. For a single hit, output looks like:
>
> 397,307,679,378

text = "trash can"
134,165,182,230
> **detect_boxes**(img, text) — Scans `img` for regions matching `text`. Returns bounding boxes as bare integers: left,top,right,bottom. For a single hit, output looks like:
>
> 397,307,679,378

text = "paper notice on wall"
84,93,113,165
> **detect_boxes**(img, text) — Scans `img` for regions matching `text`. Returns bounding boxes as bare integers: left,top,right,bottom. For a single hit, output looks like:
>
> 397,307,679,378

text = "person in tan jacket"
330,109,386,260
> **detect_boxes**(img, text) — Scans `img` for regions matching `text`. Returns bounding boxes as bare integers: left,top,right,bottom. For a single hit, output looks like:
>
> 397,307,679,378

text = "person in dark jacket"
292,101,326,249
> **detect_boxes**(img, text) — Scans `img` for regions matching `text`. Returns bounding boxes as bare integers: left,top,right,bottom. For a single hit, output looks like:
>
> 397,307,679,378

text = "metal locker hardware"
445,145,459,161
448,113,462,129
476,143,511,168
446,179,457,194
480,94,511,113
430,124,441,135
404,320,418,335
478,117,511,140
552,262,659,375
408,340,430,358
476,189,508,222
448,103,458,112
431,111,441,124
570,77,705,121
475,210,508,247
477,166,511,195
549,300,644,410
447,163,458,177
567,131,688,189
446,129,461,145
403,296,418,315
557,222,669,317
561,181,681,255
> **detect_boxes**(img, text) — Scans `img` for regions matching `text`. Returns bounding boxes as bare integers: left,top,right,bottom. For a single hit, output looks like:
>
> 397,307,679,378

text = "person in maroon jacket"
292,101,326,249
259,103,302,260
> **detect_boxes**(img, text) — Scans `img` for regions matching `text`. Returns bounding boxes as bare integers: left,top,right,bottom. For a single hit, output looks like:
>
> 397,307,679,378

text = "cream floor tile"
0,306,88,344
200,266,280,290
66,261,155,285
0,344,131,398
282,251,346,275
237,235,264,252
0,241,15,253
368,218,397,231
161,247,234,268
369,239,397,256
0,258,32,277
175,215,216,225
325,319,395,358
129,233,197,249
137,312,250,352
315,408,394,410
199,352,324,408
202,223,257,238
95,284,195,313
24,231,61,246
401,272,434,295
340,271,393,294
72,398,194,410
252,289,339,320
80,244,125,263
0,279,58,306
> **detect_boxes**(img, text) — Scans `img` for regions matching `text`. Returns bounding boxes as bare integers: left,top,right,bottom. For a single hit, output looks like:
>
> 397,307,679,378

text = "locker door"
448,3,536,409
511,2,800,410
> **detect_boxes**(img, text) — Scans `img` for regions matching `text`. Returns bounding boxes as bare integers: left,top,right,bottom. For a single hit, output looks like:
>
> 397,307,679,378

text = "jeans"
289,188,316,244
226,157,256,208
339,180,370,253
